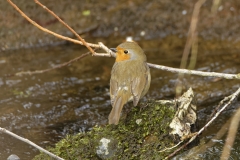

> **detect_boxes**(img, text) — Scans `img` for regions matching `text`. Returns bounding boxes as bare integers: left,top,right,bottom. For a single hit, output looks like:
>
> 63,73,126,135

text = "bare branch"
197,87,240,135
208,95,232,121
0,127,64,160
181,118,231,159
7,0,100,49
221,106,240,160
176,0,206,96
34,0,95,55
15,51,91,76
180,0,206,69
148,63,240,80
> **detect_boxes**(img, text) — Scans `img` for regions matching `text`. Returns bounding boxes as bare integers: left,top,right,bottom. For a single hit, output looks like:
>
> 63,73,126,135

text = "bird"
108,41,151,125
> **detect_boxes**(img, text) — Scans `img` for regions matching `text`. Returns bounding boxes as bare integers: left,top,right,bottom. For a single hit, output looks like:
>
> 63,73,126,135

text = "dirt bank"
1,0,240,50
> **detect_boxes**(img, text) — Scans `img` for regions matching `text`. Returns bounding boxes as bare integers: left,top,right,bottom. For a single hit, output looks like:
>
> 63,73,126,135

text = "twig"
181,117,231,159
7,0,99,49
180,0,206,70
167,87,240,159
159,141,183,152
221,106,240,160
0,127,64,160
208,95,232,121
176,0,206,96
15,51,91,76
7,0,116,58
197,87,240,136
147,63,240,80
34,0,95,55
11,61,240,79
166,134,198,159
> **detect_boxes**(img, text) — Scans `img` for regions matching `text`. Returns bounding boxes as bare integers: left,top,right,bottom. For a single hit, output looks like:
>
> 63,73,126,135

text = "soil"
1,0,240,50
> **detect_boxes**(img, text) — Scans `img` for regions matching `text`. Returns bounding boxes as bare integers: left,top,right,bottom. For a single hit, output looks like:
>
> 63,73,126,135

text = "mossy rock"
34,101,177,160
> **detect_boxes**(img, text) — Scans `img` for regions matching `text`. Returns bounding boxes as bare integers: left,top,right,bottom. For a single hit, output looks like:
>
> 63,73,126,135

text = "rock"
7,154,20,160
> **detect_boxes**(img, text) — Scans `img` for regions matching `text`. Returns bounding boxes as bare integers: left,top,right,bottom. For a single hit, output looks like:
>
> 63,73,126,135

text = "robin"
109,41,151,125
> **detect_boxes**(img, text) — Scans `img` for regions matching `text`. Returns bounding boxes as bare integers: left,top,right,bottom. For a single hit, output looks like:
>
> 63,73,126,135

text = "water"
0,39,239,159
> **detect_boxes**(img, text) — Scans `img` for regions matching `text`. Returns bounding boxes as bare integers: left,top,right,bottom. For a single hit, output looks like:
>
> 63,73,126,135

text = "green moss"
34,101,176,160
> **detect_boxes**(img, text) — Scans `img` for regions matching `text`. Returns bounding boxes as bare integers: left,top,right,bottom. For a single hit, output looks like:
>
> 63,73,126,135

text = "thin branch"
180,0,206,69
34,0,95,55
147,63,240,80
11,61,240,79
197,87,240,135
176,0,206,96
208,95,232,121
181,117,231,159
15,51,91,76
221,106,240,160
0,127,64,160
167,87,240,159
7,0,99,49
7,0,116,58
159,141,183,152
166,134,198,159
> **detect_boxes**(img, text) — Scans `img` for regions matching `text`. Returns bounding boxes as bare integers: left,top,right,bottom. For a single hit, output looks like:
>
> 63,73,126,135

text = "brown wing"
131,63,150,106
141,64,151,97
110,77,118,106
131,74,146,106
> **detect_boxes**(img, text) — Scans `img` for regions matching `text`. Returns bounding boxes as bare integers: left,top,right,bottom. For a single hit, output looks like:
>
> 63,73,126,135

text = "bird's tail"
108,93,128,125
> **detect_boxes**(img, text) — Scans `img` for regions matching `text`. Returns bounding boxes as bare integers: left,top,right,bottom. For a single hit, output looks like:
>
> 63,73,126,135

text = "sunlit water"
0,40,239,159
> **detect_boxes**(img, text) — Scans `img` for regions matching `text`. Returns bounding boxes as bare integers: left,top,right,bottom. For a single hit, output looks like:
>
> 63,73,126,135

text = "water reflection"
0,41,239,159
0,44,113,159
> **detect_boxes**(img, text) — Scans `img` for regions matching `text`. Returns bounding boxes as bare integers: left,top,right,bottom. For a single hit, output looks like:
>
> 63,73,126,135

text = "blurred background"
2,0,240,50
0,0,240,159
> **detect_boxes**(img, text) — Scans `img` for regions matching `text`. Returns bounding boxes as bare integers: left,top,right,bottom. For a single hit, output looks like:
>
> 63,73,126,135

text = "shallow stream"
0,38,239,159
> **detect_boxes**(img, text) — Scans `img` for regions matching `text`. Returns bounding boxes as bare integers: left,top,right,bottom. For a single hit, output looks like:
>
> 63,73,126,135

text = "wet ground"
0,37,239,159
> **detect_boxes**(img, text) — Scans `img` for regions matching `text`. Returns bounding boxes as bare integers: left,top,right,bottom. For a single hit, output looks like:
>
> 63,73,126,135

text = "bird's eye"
124,50,129,54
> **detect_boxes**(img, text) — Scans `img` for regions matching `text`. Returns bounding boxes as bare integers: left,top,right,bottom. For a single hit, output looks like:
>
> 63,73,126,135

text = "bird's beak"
110,48,117,53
